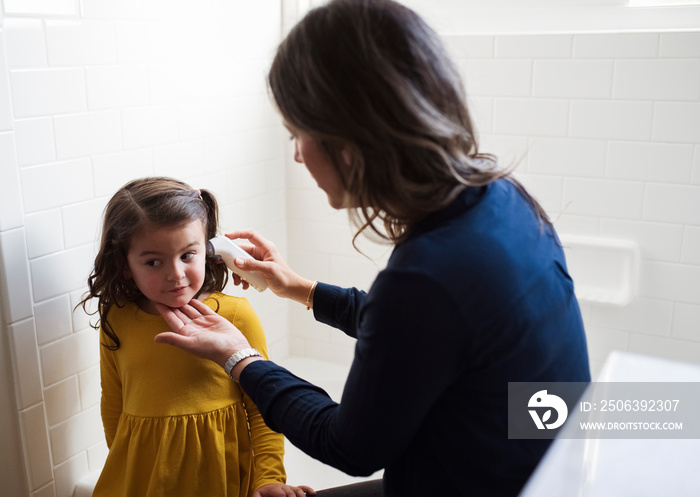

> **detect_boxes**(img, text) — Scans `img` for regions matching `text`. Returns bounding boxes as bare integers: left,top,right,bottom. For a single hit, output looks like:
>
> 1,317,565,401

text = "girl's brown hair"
269,0,549,245
78,177,227,349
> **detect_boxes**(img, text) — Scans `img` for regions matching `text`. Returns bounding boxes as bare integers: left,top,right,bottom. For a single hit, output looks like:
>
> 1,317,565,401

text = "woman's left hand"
253,483,316,497
154,299,251,368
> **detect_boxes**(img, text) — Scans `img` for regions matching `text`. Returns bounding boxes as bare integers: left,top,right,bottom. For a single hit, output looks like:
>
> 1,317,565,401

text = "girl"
79,177,313,497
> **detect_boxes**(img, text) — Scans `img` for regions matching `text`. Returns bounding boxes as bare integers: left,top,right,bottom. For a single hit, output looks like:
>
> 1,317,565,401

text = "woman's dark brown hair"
268,0,549,245
78,177,228,349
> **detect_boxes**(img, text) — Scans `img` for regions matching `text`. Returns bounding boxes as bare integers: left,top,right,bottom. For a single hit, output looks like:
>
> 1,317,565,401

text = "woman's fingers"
153,331,191,348
154,303,185,331
187,298,217,315
230,271,251,290
225,228,261,244
170,306,194,325
225,229,277,257
154,300,215,335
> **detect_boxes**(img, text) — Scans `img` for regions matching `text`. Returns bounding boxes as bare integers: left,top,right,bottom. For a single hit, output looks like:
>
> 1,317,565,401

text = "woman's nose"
293,142,303,163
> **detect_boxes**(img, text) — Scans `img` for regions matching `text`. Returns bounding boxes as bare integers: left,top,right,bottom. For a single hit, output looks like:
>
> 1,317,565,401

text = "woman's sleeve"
312,282,367,338
232,299,287,491
99,331,122,449
241,271,466,476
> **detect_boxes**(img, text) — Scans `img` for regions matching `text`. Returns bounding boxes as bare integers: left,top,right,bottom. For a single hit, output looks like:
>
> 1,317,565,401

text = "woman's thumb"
154,332,181,346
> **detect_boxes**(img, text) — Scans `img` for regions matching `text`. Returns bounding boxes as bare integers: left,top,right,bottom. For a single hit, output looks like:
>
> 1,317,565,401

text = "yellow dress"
92,293,286,497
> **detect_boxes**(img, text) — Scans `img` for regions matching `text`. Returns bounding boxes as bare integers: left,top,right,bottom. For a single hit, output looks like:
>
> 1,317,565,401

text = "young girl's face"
125,220,208,314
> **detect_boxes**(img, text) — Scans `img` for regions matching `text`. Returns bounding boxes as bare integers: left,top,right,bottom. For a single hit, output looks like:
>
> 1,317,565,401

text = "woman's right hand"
225,229,316,306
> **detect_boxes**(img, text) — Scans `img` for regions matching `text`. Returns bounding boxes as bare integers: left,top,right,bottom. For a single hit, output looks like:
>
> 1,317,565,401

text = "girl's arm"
99,331,123,448
231,300,289,492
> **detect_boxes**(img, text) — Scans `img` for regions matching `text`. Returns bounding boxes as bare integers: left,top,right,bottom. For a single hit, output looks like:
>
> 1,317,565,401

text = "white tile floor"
276,356,383,490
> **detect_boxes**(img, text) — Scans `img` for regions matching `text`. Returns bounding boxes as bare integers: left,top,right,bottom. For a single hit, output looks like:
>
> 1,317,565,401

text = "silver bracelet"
223,348,262,380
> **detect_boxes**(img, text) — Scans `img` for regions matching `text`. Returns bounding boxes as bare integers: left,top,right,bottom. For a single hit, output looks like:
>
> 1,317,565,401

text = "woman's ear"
341,144,355,167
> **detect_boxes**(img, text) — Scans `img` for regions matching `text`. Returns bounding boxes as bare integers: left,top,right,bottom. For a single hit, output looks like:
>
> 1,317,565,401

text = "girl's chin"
139,294,197,314
163,294,197,309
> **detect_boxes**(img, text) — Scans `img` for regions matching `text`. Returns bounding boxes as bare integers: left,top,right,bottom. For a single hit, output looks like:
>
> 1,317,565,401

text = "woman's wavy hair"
78,177,228,350
269,0,550,245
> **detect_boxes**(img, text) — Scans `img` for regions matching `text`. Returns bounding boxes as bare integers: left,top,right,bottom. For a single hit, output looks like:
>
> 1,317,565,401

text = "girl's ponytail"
198,188,228,295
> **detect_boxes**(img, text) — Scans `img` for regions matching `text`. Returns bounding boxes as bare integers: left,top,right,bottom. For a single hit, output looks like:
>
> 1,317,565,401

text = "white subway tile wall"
1,5,699,495
34,295,73,346
0,132,24,230
3,0,77,16
24,209,64,259
0,2,286,495
92,149,154,197
533,59,614,99
681,227,700,265
19,403,53,491
44,20,117,67
49,406,103,465
0,228,34,322
31,483,56,497
572,33,659,58
9,319,43,409
3,18,48,68
495,34,573,59
653,101,700,143
14,117,57,166
10,68,88,118
659,32,700,58
0,37,14,131
20,159,94,214
52,454,88,497
44,377,81,427
62,199,106,249
570,100,654,140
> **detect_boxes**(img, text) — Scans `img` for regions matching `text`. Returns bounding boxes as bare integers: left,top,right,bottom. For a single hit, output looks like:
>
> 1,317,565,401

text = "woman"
155,1,590,495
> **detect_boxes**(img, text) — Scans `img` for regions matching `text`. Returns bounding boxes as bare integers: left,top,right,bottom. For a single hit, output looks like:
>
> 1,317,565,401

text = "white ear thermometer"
207,236,268,292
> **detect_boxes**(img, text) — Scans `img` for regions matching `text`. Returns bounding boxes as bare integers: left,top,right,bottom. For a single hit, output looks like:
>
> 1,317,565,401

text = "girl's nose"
166,262,185,281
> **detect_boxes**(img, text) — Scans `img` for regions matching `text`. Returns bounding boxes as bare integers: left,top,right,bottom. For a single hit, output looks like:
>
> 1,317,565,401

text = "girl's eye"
146,259,162,267
288,135,296,142
181,252,196,261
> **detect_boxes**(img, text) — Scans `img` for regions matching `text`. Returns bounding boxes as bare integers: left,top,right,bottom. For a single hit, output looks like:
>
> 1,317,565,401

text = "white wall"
0,1,286,496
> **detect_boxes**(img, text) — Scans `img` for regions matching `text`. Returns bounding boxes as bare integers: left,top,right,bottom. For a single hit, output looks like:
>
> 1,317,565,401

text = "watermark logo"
509,382,700,439
528,390,568,430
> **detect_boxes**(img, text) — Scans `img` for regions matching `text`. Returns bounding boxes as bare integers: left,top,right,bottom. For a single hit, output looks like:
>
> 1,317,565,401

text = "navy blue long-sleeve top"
240,179,590,496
